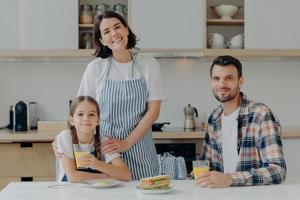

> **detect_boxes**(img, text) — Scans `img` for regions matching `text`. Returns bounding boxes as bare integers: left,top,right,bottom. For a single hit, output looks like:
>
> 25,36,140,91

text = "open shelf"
207,19,244,26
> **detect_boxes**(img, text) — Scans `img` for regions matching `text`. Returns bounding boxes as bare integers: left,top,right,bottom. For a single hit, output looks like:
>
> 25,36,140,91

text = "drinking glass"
73,144,91,169
192,160,209,179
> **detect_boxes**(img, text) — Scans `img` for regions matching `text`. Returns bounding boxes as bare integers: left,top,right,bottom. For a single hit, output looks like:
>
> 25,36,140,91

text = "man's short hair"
210,55,243,78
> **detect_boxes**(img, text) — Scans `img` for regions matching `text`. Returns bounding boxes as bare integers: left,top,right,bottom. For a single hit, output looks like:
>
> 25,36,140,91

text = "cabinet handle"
21,177,33,182
20,142,33,148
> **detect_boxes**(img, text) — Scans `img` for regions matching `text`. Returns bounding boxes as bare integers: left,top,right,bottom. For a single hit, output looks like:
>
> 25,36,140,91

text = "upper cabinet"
130,0,204,50
205,0,244,50
245,0,300,49
19,0,78,49
0,0,19,49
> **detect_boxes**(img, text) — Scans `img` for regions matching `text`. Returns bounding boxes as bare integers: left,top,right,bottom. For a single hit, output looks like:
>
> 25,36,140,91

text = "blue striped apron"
97,55,159,180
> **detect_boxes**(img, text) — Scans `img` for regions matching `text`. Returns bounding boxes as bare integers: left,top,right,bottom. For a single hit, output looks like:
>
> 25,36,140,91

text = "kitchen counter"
0,126,299,143
1,180,300,200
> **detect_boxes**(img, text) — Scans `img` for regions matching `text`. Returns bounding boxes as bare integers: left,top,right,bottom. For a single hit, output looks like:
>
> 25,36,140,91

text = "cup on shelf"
227,33,244,49
73,144,91,169
209,33,226,49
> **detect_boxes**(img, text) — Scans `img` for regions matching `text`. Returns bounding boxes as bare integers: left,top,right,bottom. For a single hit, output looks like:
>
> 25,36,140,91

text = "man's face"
211,64,244,103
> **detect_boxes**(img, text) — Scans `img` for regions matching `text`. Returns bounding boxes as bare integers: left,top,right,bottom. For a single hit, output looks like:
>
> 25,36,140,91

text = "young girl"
57,96,132,182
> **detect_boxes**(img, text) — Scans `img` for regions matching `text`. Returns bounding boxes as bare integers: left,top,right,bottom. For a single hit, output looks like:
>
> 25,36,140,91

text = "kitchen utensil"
210,4,241,20
209,33,225,49
228,33,244,49
28,101,38,129
152,122,170,132
184,104,198,129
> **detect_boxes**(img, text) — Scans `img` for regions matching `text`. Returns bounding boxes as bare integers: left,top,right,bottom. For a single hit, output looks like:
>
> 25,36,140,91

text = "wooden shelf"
204,49,300,58
79,24,93,28
207,19,244,26
1,49,300,60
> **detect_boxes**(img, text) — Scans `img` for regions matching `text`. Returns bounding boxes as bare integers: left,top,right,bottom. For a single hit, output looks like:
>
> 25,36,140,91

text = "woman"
77,11,165,180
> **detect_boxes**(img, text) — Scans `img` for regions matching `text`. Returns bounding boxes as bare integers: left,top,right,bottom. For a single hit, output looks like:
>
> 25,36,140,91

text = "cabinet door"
130,0,204,49
245,0,300,49
0,0,19,49
19,0,78,49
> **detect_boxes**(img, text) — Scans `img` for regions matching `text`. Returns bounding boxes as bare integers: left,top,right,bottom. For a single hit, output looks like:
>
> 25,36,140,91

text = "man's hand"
196,171,232,188
101,138,130,154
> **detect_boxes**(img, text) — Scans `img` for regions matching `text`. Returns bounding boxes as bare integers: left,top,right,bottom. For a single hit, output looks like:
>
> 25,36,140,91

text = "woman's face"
99,17,129,51
69,101,99,136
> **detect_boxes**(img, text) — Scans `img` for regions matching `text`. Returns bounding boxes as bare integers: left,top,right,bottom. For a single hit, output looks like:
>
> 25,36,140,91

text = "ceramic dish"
83,179,121,188
136,186,172,194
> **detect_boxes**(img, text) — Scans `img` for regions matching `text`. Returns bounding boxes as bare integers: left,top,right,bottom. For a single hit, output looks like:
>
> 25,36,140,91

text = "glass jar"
80,32,93,49
113,4,127,21
79,4,93,24
95,4,109,17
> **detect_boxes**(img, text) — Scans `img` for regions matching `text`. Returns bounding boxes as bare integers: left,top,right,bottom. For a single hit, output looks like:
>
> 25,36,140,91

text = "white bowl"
211,4,240,20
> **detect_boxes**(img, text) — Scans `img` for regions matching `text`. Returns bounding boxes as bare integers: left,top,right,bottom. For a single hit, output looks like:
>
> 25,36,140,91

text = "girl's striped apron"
97,55,159,180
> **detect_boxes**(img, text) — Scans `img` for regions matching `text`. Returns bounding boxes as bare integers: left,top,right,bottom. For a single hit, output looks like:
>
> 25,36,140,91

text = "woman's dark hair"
68,96,101,160
210,55,243,78
93,11,137,58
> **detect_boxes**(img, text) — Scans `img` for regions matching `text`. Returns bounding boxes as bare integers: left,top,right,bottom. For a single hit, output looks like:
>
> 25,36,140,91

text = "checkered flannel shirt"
201,92,287,186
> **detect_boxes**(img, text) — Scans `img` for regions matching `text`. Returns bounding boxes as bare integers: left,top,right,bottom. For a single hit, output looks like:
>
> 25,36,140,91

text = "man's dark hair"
210,55,242,78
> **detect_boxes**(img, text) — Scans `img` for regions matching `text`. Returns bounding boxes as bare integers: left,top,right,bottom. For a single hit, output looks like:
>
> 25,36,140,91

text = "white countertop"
0,180,299,200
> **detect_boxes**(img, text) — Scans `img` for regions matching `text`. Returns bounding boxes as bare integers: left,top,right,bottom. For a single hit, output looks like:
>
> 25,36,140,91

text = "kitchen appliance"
184,104,198,129
28,101,38,129
14,101,28,131
151,122,170,132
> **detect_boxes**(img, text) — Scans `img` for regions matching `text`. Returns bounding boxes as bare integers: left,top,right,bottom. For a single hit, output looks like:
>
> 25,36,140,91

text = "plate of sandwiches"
83,179,121,188
136,175,172,194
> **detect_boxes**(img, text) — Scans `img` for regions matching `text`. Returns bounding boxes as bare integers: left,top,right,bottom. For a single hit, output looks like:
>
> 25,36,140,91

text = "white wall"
1,58,300,128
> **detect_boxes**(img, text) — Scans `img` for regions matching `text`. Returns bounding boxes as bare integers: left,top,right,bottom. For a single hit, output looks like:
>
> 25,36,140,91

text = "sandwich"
139,175,171,190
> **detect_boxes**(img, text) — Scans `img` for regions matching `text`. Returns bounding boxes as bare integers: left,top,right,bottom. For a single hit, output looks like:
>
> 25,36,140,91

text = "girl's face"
99,17,129,51
69,101,99,137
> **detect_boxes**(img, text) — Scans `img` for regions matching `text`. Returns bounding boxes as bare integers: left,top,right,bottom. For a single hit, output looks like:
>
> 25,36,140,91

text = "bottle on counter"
79,4,93,24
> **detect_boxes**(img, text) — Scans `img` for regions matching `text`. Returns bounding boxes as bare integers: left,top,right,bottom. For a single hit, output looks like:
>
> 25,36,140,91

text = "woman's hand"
52,136,63,158
101,138,130,154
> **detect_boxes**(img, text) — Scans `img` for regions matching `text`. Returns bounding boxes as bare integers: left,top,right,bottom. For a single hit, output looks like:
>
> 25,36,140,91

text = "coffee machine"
14,101,28,131
184,104,198,129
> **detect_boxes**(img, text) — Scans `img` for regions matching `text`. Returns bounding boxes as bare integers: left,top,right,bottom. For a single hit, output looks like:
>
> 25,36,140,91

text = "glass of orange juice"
73,144,90,169
192,160,209,179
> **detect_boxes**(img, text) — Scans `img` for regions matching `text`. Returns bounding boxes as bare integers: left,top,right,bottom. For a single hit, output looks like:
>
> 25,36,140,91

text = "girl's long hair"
68,96,101,160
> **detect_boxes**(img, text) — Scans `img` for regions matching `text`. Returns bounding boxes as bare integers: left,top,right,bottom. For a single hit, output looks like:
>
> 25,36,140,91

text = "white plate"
83,179,121,188
136,186,172,194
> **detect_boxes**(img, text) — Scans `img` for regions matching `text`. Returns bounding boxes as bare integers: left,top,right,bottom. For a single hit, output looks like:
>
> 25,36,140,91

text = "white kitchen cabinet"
19,0,78,49
130,0,204,49
0,0,19,49
245,0,300,49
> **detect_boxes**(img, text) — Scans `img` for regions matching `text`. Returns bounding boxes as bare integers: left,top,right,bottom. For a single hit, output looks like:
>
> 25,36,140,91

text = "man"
197,55,286,188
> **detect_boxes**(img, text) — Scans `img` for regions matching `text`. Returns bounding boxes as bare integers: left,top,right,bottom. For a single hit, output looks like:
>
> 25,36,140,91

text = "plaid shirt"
201,92,287,186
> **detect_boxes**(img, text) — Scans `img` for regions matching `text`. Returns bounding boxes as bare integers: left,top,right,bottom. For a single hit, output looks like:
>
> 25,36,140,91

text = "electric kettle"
184,104,198,129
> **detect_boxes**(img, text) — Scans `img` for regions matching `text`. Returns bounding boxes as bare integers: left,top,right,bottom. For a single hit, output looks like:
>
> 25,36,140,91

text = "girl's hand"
101,138,130,154
79,154,101,170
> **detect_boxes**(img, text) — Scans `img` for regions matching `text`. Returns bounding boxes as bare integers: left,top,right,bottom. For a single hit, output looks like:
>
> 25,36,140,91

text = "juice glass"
73,144,90,169
192,160,209,179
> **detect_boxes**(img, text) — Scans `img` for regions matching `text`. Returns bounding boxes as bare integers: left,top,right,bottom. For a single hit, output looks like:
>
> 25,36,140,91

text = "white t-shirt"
221,108,240,173
77,54,166,101
56,129,120,181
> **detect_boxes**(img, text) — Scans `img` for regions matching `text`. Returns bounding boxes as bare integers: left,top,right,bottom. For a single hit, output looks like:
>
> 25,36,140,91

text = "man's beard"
213,87,239,103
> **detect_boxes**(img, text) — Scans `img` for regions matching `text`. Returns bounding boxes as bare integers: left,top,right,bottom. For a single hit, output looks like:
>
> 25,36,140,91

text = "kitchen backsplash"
1,58,300,128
